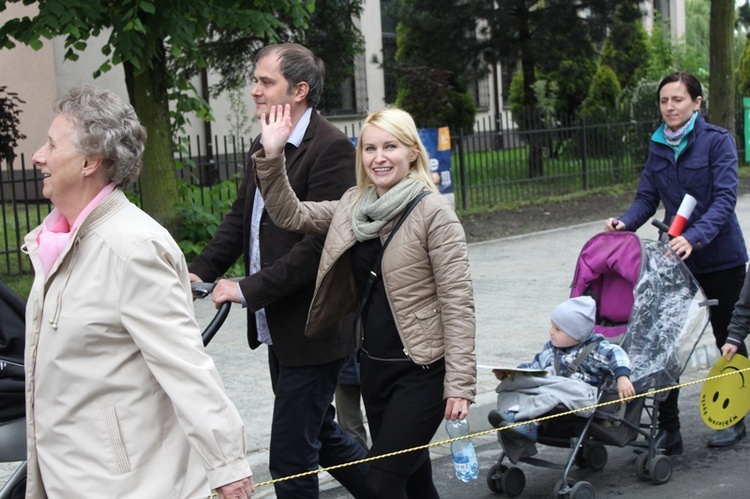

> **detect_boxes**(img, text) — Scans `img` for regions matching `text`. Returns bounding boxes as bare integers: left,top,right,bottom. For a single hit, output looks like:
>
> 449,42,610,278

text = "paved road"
203,195,749,498
4,196,749,498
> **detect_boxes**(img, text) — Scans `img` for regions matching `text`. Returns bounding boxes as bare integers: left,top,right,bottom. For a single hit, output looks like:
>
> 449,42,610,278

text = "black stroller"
0,281,27,499
486,231,713,498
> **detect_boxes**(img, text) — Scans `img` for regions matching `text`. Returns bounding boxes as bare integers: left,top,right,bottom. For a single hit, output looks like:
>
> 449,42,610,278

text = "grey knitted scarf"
351,178,425,242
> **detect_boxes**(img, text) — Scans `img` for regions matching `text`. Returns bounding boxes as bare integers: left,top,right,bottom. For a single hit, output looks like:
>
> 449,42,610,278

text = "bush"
580,65,622,119
619,77,662,165
176,179,243,277
441,90,476,135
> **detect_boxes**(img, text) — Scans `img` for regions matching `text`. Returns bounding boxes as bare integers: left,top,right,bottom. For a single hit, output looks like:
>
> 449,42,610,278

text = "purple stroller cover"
570,232,644,339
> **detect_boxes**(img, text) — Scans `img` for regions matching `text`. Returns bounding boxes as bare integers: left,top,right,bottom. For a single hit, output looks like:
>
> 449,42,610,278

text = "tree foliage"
646,18,674,79
0,0,312,234
686,0,711,77
581,65,622,119
476,0,616,177
738,41,750,96
600,1,650,90
191,0,364,110
389,0,480,131
529,5,601,118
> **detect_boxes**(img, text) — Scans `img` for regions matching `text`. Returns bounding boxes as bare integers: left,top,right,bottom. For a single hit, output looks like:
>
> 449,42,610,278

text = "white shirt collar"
288,107,313,147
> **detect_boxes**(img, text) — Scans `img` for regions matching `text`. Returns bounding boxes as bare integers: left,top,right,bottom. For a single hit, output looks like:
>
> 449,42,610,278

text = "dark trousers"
659,265,747,431
267,346,369,499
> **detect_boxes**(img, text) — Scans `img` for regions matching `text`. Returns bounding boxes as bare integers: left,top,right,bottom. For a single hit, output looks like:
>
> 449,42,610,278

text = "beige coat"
23,190,250,498
255,153,476,401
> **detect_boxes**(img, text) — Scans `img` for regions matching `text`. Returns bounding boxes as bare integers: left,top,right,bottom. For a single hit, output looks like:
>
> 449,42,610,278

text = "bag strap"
354,190,431,327
554,336,603,374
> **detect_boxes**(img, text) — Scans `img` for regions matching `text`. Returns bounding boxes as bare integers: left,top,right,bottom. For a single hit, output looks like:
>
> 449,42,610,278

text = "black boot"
654,428,683,455
708,420,747,448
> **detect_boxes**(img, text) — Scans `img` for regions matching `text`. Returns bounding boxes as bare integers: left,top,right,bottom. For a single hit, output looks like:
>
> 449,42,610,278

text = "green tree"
647,17,674,79
738,40,750,96
539,54,598,119
645,14,706,83
580,65,622,118
686,0,711,77
390,0,481,132
600,1,650,91
0,0,311,234
477,0,616,177
709,0,735,133
196,0,365,112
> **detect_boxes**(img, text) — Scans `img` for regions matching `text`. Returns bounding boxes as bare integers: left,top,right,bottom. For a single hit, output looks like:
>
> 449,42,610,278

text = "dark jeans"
658,265,747,431
267,346,369,499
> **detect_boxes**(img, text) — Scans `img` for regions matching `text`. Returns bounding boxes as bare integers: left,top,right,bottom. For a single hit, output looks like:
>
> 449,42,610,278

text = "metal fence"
450,113,661,210
2,114,747,275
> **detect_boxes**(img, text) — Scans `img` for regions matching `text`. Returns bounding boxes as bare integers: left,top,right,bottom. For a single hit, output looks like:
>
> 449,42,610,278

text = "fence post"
457,128,467,211
581,117,588,191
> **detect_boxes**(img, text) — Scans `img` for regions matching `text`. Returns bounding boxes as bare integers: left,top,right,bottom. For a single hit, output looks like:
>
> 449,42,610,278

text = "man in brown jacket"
189,43,368,498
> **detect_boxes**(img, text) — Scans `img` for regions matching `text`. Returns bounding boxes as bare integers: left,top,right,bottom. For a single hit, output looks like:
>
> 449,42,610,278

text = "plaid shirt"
519,334,631,386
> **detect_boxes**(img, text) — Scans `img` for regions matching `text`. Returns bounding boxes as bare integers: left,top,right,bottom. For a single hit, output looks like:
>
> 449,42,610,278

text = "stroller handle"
191,282,231,347
651,218,670,234
0,356,22,368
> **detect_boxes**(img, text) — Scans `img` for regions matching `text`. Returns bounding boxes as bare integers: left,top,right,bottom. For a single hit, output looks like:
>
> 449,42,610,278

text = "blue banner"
418,127,453,194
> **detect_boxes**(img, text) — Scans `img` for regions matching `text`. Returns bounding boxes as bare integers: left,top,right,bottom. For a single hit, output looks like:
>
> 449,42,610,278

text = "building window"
470,74,491,110
318,52,368,116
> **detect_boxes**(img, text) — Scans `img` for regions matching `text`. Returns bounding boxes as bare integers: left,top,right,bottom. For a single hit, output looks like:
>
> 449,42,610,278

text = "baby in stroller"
488,296,635,462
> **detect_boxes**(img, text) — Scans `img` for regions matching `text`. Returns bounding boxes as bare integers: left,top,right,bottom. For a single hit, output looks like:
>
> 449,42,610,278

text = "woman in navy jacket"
605,71,748,450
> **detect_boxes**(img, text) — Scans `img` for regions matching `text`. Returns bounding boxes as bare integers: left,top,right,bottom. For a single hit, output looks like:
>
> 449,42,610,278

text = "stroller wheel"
635,453,650,481
500,466,526,497
553,478,576,498
585,443,608,471
574,447,588,469
486,464,504,494
648,455,673,485
9,476,26,499
574,442,607,471
570,480,595,499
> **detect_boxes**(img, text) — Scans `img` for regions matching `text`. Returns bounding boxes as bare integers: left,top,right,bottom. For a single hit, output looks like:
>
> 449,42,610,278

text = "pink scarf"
36,183,116,276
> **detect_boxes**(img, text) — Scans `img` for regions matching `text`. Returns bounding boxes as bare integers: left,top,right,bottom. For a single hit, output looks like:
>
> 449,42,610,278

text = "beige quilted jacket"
255,153,477,401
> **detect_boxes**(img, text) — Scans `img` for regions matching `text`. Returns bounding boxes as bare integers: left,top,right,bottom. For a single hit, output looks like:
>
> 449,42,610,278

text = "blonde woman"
252,104,476,498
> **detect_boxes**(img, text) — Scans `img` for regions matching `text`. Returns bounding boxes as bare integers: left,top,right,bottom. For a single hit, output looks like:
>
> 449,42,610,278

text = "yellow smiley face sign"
700,354,750,429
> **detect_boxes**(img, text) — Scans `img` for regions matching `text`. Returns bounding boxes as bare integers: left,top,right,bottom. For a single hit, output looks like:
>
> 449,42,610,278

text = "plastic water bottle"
445,419,479,482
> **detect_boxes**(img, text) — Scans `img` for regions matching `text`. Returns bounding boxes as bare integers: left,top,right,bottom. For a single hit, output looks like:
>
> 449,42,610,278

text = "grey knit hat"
551,296,596,342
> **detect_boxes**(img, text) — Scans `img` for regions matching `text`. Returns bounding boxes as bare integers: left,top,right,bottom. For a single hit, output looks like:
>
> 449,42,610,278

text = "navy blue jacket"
619,113,747,275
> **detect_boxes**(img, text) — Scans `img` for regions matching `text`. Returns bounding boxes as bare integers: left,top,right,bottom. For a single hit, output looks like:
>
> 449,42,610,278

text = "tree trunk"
518,5,543,178
124,57,180,236
709,0,735,135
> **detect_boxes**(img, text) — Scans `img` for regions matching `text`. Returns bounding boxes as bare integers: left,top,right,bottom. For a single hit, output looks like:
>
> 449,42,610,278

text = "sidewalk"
195,193,750,498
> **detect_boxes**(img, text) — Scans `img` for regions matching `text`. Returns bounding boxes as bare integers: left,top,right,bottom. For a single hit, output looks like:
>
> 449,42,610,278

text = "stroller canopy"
570,232,711,394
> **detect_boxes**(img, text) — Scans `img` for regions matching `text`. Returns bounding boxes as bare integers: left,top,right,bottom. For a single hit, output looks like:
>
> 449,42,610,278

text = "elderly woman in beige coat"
242,103,476,498
22,85,253,499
